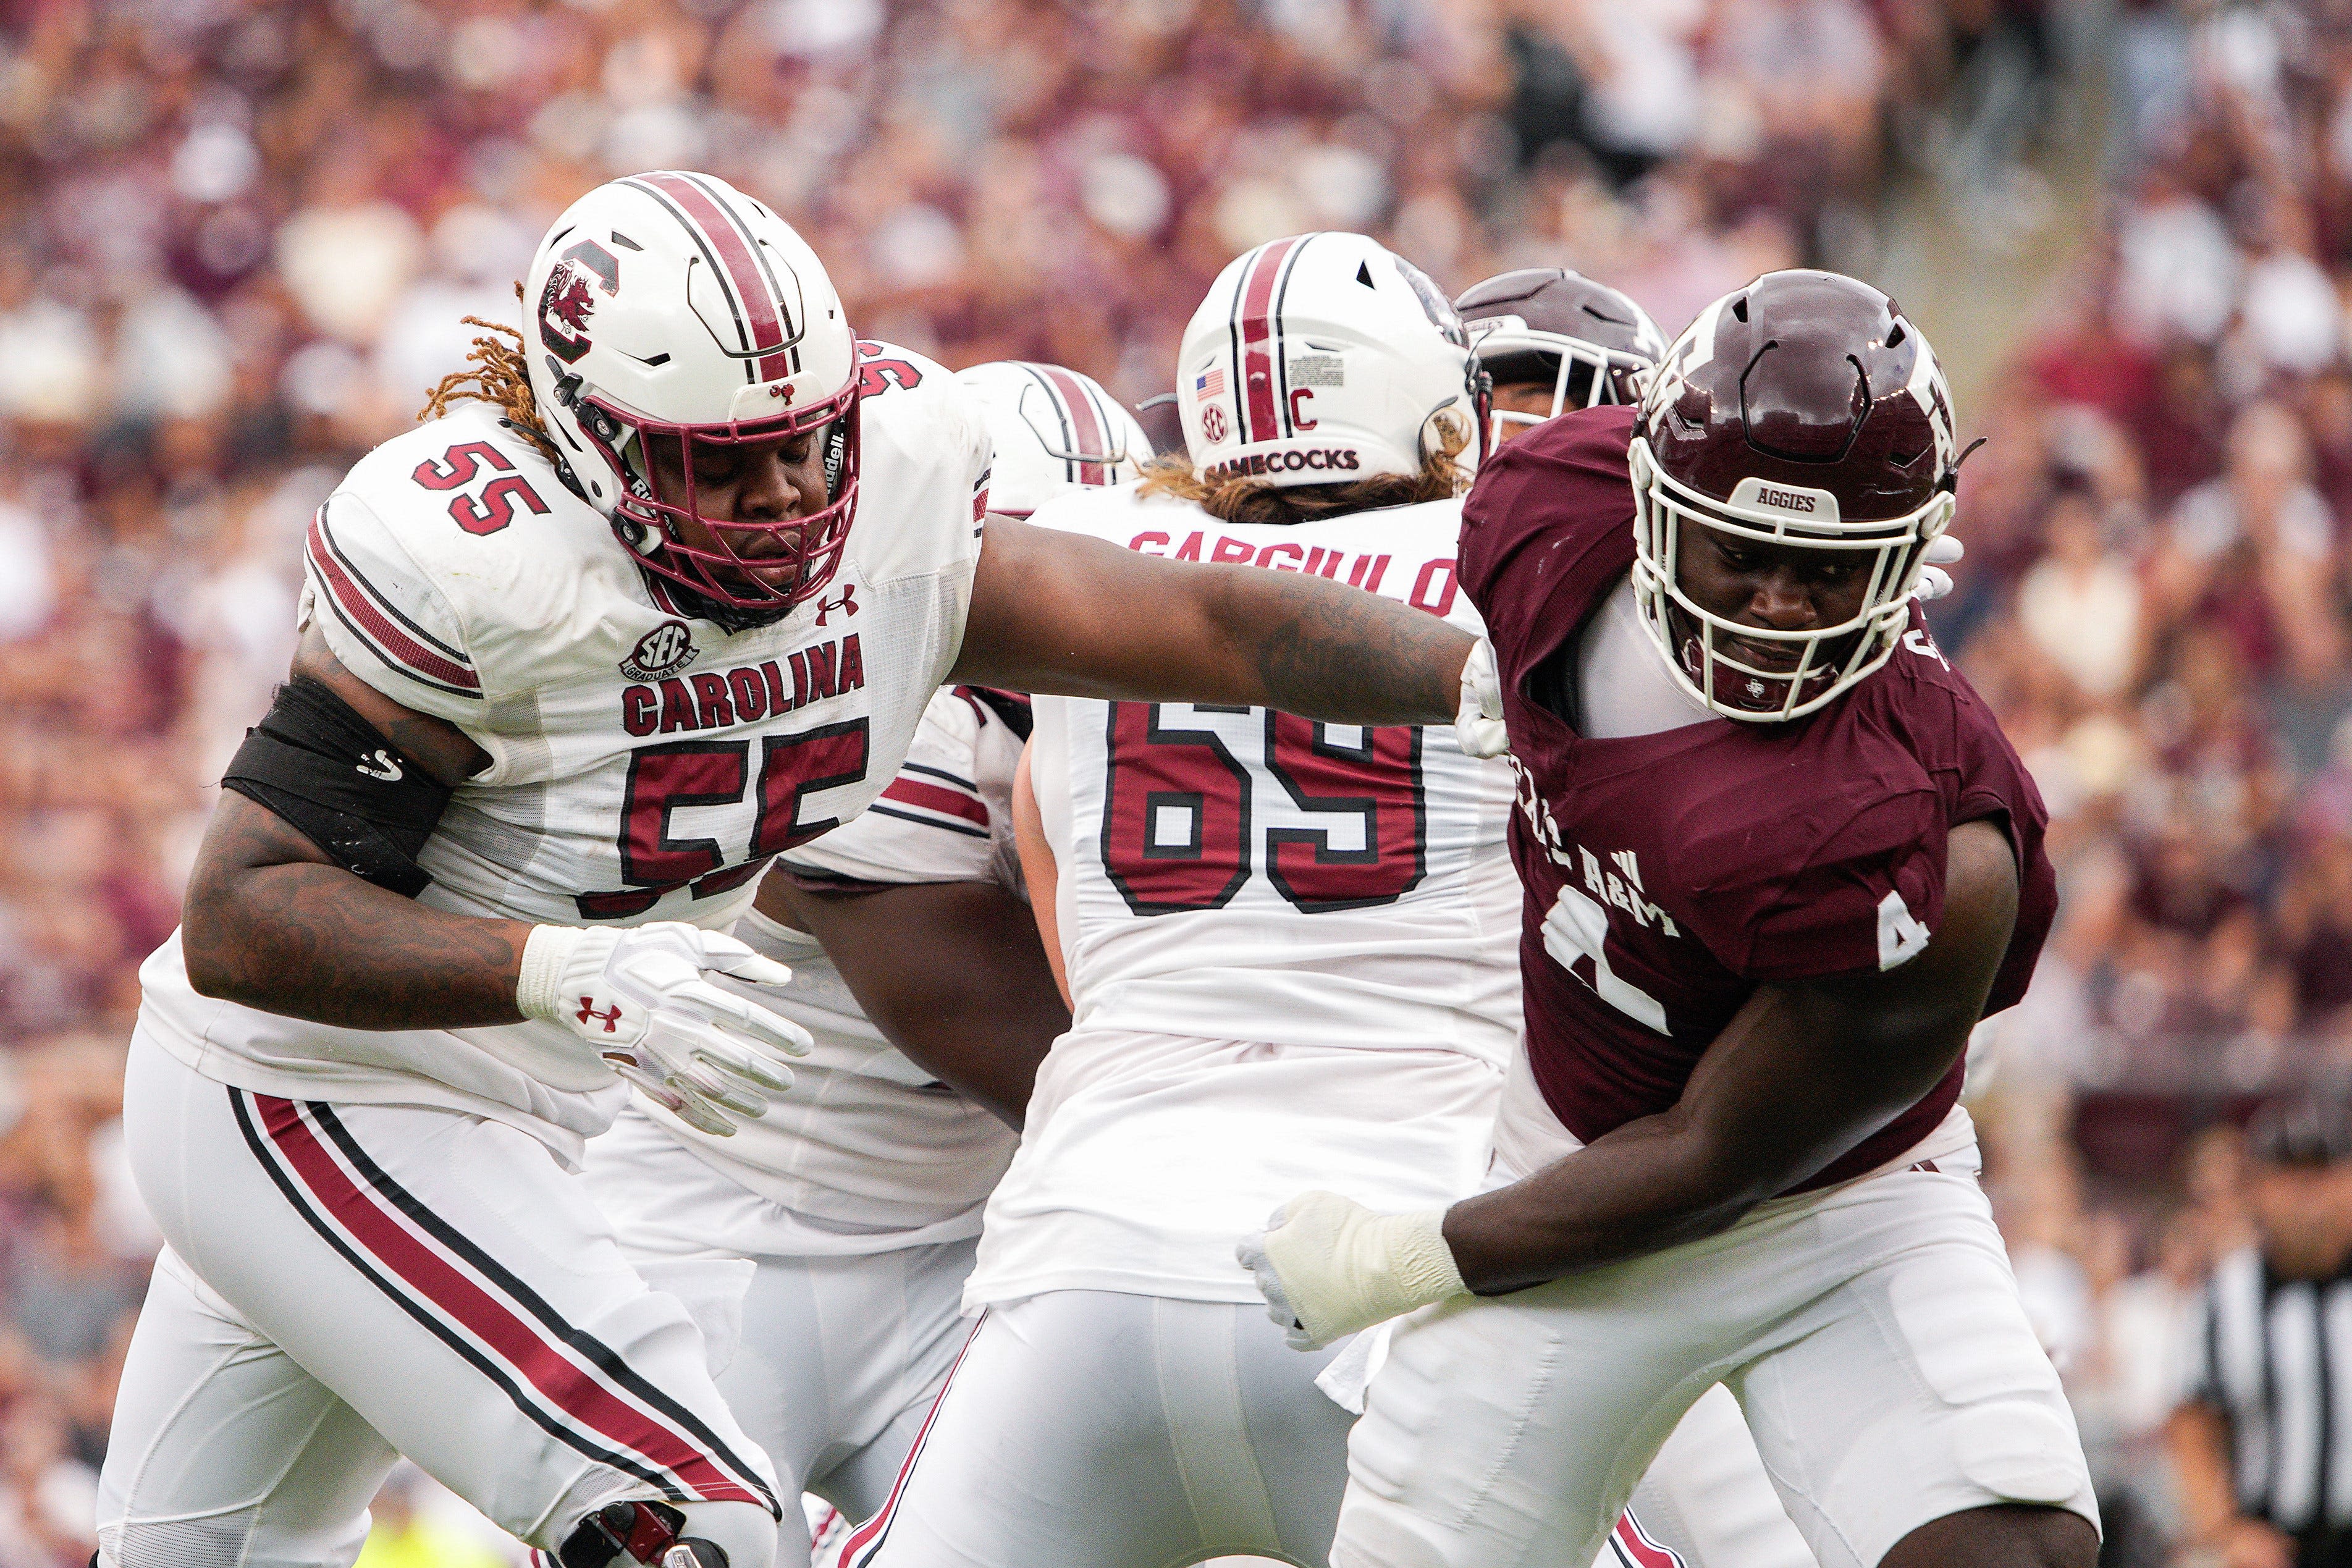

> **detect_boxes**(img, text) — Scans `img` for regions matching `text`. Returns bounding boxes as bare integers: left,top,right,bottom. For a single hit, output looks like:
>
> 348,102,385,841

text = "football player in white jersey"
580,361,1150,1568
816,235,1629,1568
97,172,1489,1568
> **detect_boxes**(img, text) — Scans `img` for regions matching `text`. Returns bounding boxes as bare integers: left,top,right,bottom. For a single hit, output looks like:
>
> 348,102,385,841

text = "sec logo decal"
620,620,698,681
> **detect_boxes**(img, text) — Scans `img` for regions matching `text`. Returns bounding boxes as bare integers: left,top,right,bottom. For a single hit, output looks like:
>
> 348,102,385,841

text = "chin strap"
556,1501,730,1568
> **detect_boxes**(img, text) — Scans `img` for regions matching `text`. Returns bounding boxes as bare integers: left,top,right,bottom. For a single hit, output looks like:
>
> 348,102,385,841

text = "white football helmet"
955,361,1151,517
520,171,859,623
1176,232,1486,489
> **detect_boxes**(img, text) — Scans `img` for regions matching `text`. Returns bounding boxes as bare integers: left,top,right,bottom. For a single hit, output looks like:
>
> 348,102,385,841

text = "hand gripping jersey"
1462,406,2058,1192
1023,486,1522,1063
631,685,1027,1248
136,342,991,1162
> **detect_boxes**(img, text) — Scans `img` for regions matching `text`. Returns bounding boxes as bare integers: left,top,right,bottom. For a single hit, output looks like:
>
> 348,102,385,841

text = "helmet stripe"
635,171,790,384
1230,235,1303,445
678,172,804,379
618,177,748,370
1035,364,1110,486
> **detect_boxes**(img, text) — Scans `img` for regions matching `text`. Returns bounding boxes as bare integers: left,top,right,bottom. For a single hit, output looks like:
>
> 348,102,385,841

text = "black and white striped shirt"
2185,1246,2352,1533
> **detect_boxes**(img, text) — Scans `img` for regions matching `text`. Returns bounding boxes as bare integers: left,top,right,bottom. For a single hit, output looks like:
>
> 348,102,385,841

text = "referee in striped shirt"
2172,1097,2352,1568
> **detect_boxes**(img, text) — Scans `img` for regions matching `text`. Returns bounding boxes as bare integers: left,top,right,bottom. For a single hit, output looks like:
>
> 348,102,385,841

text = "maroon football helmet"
1456,269,1668,446
1629,270,1961,722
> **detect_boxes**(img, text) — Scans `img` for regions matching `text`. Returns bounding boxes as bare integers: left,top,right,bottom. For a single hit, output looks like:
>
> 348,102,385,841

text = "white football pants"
96,1035,781,1568
584,1111,979,1568
833,1289,1808,1568
1332,1153,2099,1568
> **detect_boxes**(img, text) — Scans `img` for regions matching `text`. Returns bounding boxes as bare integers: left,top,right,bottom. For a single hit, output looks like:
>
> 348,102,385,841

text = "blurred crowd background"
0,0,2346,1562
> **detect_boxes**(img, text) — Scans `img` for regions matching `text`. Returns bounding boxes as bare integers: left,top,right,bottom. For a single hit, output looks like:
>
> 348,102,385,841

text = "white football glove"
1237,1191,1469,1351
1456,636,1509,759
516,922,813,1137
1913,534,1963,604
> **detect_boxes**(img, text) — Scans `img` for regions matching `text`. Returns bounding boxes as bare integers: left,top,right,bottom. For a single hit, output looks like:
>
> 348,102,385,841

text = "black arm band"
221,677,455,896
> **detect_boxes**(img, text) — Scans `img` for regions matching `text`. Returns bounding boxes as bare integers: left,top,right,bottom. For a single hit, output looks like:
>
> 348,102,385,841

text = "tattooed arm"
951,516,1472,725
180,628,533,1028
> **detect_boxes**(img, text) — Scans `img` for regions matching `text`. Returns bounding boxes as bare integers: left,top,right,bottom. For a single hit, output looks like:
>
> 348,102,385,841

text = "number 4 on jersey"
1540,881,1667,1034
1876,889,1931,970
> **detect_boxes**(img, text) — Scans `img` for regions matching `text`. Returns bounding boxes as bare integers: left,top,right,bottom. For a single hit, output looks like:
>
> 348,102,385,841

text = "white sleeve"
298,489,486,725
783,688,1013,886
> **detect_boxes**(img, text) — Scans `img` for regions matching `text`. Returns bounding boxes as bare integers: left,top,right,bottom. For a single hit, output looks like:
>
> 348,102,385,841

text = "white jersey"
1025,487,1520,1061
137,344,992,1164
622,685,1027,1252
966,486,1519,1307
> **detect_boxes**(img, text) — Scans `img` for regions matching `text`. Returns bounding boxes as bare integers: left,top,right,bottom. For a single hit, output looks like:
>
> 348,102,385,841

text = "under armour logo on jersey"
814,583,859,626
576,998,623,1032
355,749,403,782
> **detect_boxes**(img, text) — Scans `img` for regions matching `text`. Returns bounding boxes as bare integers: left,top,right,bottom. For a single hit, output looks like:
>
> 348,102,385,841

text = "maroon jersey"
1461,406,2056,1192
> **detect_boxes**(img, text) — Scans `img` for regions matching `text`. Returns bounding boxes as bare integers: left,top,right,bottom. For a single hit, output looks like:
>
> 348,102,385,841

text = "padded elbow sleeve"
221,677,454,896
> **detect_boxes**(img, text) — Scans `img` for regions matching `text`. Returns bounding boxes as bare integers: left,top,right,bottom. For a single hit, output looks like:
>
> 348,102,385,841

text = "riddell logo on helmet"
1203,449,1360,482
1756,486,1816,513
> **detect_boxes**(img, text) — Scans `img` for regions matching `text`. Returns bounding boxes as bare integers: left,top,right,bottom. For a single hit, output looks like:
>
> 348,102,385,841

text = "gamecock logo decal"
540,263,598,364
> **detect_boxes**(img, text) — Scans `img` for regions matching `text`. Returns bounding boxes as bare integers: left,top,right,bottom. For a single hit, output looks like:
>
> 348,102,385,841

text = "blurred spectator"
2169,1097,2352,1568
354,1465,515,1568
0,0,2017,1085
2017,481,2144,701
2,1,2346,1563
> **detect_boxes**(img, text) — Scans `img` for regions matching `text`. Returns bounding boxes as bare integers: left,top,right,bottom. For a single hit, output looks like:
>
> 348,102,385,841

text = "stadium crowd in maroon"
0,0,2338,1562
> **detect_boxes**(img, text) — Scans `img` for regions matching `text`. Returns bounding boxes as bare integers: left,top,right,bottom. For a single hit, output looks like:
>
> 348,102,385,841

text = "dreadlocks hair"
1135,429,1469,528
417,283,558,462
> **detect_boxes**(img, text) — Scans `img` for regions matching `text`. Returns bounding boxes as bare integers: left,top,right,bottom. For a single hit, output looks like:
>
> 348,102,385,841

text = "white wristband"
1373,1209,1470,1308
1251,1192,1471,1349
516,924,589,1022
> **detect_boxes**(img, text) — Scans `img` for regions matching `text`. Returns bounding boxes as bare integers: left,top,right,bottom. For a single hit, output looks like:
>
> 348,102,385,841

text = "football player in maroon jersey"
1454,268,1669,449
1242,271,2098,1568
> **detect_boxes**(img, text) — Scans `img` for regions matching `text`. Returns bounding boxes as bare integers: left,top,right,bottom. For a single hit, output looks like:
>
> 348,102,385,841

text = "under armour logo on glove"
518,922,813,1136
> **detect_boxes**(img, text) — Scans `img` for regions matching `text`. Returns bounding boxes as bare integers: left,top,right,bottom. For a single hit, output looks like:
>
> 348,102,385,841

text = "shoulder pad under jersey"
848,341,993,586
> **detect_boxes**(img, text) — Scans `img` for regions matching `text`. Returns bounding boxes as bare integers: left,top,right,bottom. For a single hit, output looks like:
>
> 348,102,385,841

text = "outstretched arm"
1444,819,2019,1292
181,628,533,1027
951,516,1473,726
1243,820,2020,1347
